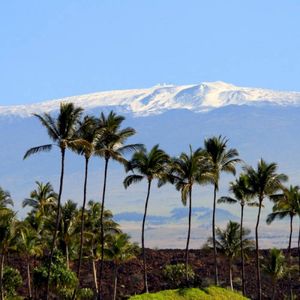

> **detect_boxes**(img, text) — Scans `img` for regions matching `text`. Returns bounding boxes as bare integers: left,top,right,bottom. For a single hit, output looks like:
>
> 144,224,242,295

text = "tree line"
0,102,299,299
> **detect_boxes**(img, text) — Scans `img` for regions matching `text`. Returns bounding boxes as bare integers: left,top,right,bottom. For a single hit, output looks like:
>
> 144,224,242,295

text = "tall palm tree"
203,135,240,285
104,233,138,300
244,159,287,300
123,145,169,293
70,116,98,300
23,102,83,300
94,111,141,296
266,185,300,299
72,116,98,277
218,174,257,295
206,221,254,291
262,248,286,300
169,146,210,282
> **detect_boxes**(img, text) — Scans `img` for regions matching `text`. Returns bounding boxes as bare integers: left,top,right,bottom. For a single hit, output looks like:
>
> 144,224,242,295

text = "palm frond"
23,144,53,160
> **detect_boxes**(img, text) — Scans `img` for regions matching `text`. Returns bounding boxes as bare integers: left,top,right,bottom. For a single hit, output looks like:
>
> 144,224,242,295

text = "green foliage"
33,251,78,296
163,263,195,287
128,287,248,299
77,288,94,300
56,287,94,300
262,248,286,281
3,266,23,298
206,221,254,260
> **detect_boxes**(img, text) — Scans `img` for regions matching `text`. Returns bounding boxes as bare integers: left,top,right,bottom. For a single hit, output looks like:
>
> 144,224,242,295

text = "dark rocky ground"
7,248,300,299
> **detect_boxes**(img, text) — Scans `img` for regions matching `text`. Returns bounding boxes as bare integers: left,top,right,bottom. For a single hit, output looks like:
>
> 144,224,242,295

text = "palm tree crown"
24,102,84,159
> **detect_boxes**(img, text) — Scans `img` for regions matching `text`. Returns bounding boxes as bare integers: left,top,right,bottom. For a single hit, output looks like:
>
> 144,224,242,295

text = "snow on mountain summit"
1,81,300,117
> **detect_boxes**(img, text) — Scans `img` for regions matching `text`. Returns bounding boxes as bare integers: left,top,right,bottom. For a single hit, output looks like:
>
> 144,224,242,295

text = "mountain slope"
1,81,300,117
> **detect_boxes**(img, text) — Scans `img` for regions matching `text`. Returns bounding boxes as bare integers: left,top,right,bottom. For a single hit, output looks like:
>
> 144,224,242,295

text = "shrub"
163,263,195,288
33,250,78,298
2,266,23,298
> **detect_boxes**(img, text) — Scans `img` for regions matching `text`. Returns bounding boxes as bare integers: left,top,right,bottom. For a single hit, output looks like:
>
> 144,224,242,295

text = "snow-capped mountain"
1,81,300,117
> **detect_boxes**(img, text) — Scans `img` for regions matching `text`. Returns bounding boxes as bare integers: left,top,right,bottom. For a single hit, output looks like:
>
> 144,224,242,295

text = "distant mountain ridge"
1,81,300,117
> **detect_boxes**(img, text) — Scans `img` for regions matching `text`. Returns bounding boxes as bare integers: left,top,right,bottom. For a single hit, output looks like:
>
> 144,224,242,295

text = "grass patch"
129,287,248,300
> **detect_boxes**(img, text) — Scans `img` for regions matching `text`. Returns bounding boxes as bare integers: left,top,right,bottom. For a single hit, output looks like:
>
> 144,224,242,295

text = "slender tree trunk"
271,279,276,300
240,204,245,296
142,179,152,293
46,147,65,300
288,214,293,299
72,157,89,300
185,186,192,284
0,252,4,300
66,244,70,269
298,219,300,277
27,259,32,299
99,157,109,299
229,259,233,291
113,263,118,300
92,259,99,295
255,198,263,300
212,183,219,286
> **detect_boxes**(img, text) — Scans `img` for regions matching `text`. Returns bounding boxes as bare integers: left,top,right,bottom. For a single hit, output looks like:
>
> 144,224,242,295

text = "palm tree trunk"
66,244,70,269
185,186,192,284
0,252,4,300
46,147,65,300
288,214,293,299
298,218,300,277
27,259,32,299
142,179,152,293
212,183,219,286
113,263,118,300
92,259,99,295
229,259,233,291
240,204,245,296
72,157,90,300
255,198,263,300
271,278,276,300
99,157,109,299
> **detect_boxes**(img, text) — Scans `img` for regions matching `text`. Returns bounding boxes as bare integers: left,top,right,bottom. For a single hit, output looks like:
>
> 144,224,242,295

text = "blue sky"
1,1,300,105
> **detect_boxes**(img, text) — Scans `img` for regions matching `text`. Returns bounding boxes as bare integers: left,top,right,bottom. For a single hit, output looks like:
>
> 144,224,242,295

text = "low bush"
163,263,195,288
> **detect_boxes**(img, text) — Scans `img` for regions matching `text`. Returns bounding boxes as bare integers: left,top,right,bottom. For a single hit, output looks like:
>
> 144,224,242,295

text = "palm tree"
94,111,141,296
58,200,78,269
84,200,120,296
71,116,98,279
104,233,138,300
23,181,57,218
23,102,83,300
218,174,257,295
206,221,254,291
203,135,240,285
169,146,210,282
262,248,286,300
123,145,169,293
17,222,43,299
266,185,300,299
244,159,287,300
